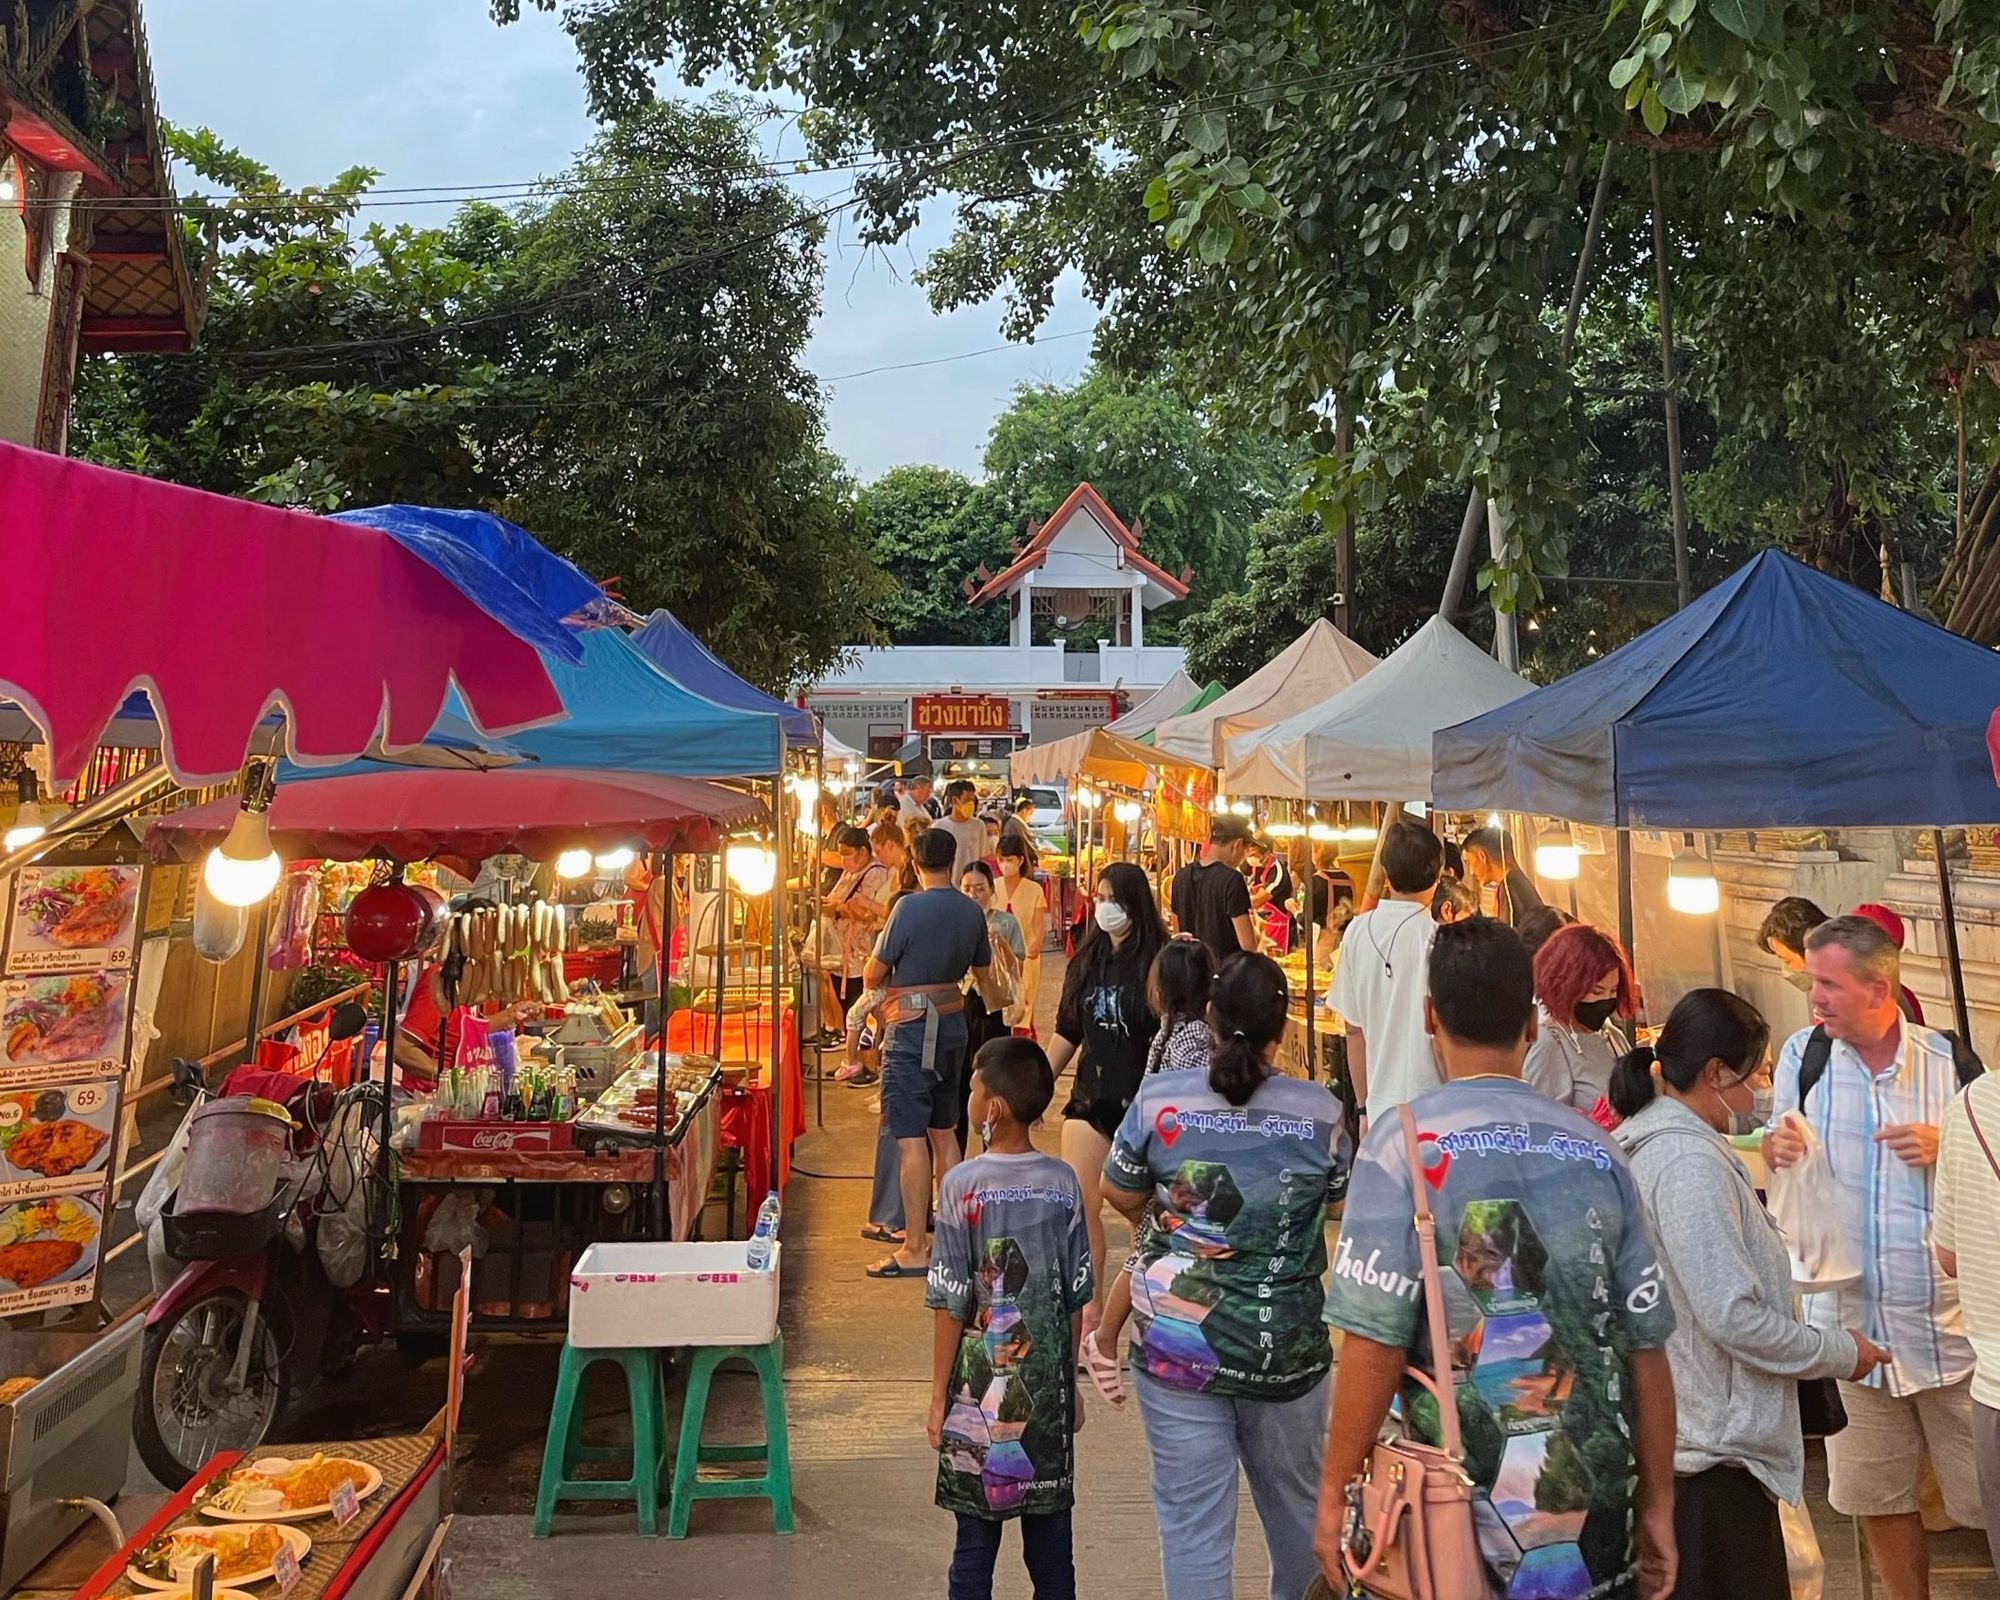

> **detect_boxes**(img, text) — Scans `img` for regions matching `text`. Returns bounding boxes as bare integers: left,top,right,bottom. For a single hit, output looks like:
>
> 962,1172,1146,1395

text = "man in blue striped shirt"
1764,915,1982,1599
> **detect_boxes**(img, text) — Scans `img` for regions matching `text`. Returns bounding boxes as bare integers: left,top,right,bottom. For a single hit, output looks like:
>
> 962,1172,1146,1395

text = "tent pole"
1302,790,1316,1082
651,848,670,1240
771,781,787,1209
1650,153,1692,612
814,744,826,1131
1934,828,1973,1043
1616,830,1636,970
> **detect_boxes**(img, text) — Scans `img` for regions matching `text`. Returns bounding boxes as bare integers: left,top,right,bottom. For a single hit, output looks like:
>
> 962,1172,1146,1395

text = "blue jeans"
868,1119,904,1232
1132,1370,1329,1600
882,1010,967,1138
949,1509,1074,1600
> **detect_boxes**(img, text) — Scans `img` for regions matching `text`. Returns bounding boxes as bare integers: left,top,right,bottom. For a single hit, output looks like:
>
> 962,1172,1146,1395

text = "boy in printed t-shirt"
1317,918,1680,1600
926,1037,1093,1600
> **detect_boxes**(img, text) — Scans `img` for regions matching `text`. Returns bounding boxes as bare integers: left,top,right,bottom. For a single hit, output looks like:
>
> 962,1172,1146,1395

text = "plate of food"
0,1083,115,1183
6,865,137,968
202,1452,384,1522
126,1523,309,1590
0,1193,101,1290
0,972,129,1070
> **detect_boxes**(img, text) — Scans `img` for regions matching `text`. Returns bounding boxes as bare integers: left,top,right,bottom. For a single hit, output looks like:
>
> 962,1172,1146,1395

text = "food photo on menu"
4,863,139,972
0,971,130,1071
0,1083,116,1184
0,1190,102,1295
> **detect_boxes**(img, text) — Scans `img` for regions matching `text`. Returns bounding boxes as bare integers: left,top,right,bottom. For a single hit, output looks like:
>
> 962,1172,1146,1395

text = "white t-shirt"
1327,899,1439,1121
1935,1072,2000,1407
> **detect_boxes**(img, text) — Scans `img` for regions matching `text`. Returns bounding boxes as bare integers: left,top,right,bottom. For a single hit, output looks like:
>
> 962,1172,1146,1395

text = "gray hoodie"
1614,1095,1857,1502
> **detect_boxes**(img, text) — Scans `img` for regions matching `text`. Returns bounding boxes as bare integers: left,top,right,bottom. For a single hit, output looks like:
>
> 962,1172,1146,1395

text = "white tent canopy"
1153,618,1378,769
823,725,863,766
1222,615,1531,798
1106,668,1201,739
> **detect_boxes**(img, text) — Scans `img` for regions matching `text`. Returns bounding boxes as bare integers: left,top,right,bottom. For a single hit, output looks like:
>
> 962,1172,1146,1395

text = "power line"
823,329,1092,382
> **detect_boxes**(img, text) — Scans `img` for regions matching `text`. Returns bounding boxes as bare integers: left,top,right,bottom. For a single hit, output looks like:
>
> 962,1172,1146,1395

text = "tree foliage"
504,0,2000,628
861,464,1011,646
73,101,886,692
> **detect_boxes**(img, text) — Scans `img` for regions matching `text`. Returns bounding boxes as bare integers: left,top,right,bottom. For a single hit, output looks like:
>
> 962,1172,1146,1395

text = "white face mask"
978,1114,997,1148
1095,901,1132,936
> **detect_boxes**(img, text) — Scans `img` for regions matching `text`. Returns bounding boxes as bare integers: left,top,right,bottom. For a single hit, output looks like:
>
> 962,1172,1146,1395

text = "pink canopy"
146,769,768,865
0,443,565,786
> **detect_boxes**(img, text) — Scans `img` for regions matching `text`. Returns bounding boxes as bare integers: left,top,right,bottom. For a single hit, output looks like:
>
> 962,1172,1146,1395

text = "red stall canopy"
0,443,566,787
147,769,766,865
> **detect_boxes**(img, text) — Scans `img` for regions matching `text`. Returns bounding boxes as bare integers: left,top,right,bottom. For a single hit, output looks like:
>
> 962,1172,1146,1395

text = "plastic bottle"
746,1192,781,1270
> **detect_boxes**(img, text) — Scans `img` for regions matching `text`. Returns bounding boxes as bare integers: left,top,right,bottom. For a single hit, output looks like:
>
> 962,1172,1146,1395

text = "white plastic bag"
137,1100,199,1293
1765,1111,1863,1292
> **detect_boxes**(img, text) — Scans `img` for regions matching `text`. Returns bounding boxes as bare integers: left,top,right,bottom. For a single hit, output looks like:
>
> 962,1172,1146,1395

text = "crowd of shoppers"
816,794,1996,1599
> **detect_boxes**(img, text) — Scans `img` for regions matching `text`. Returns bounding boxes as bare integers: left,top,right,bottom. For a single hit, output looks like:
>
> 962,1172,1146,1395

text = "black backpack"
1796,1023,1985,1105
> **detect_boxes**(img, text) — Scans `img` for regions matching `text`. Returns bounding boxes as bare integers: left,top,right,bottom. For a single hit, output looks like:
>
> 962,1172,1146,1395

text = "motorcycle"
133,1007,396,1488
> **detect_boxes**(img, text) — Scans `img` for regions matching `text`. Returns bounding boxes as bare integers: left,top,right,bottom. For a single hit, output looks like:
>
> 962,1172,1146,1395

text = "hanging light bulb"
1229,800,1254,818
1112,799,1142,824
1211,794,1230,816
1307,822,1338,843
3,799,46,853
1534,822,1581,882
0,164,16,205
725,843,777,896
1266,821,1306,840
1666,833,1719,915
555,848,594,880
202,806,282,907
794,776,820,812
593,846,637,873
1341,825,1380,844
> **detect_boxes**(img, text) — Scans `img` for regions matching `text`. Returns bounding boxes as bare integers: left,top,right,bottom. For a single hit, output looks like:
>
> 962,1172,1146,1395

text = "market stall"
1222,615,1533,1095
1434,549,2000,1035
1151,617,1377,770
149,767,767,1332
1104,668,1203,740
0,449,580,1592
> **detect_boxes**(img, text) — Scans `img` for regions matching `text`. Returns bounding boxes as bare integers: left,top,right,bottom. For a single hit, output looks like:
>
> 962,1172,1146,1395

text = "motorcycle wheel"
135,1288,289,1490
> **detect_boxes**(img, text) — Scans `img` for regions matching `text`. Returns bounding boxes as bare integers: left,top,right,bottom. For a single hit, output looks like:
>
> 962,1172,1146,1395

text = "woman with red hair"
1524,922,1639,1117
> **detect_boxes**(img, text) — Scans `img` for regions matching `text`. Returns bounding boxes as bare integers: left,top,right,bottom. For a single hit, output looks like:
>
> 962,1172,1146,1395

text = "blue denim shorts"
882,1011,967,1139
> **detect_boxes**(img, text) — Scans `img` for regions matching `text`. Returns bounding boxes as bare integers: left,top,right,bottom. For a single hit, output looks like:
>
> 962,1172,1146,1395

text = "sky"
142,0,1098,482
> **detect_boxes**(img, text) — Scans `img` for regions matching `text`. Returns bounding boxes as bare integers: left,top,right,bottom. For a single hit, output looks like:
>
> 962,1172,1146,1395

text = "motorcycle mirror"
326,1002,369,1043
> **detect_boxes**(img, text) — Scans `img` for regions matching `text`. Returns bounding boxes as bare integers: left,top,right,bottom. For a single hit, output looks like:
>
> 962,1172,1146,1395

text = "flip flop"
1082,1329,1126,1406
860,1224,906,1245
866,1255,928,1279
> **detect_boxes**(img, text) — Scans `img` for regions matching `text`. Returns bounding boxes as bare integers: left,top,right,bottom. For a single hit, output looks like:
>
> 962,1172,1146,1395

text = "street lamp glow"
1535,824,1581,882
725,843,777,896
1667,838,1719,915
202,807,282,907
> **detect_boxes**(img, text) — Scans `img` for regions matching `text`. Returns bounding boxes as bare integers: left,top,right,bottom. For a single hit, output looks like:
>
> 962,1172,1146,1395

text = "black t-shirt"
1171,860,1252,961
1055,949,1158,1113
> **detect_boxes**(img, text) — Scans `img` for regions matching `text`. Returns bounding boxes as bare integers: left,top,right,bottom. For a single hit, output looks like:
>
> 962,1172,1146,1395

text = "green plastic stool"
666,1332,794,1537
533,1342,666,1537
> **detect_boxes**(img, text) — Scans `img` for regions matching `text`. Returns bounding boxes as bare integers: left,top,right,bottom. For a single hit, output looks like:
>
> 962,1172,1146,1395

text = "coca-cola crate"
416,1119,574,1154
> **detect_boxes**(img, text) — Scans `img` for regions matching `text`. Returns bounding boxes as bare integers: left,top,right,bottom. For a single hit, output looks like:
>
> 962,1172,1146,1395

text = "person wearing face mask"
933,778,989,885
1611,988,1889,1600
1522,922,1638,1119
1047,861,1166,1332
995,836,1047,1037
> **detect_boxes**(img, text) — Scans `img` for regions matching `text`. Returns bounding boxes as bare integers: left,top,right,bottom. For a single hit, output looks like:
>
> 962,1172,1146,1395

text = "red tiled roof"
967,481,1188,606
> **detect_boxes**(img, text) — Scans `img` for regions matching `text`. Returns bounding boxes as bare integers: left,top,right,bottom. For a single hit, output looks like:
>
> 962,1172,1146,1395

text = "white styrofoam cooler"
567,1241,781,1348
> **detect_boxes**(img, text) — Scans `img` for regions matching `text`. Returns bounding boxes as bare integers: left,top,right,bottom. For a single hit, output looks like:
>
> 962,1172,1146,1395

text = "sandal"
1082,1329,1126,1406
865,1254,928,1279
843,1067,880,1089
860,1223,906,1245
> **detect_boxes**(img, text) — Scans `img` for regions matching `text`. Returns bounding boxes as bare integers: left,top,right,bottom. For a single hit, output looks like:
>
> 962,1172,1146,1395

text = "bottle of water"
746,1192,781,1271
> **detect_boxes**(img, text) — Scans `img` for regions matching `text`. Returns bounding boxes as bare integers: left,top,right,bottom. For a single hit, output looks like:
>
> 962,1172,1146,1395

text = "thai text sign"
910,694,1012,734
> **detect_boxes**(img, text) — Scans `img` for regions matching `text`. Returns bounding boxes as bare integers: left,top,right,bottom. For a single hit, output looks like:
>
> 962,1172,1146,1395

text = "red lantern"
345,880,444,963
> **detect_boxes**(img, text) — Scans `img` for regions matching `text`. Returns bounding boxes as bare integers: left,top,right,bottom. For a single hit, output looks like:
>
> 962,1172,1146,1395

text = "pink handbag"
1338,1104,1485,1600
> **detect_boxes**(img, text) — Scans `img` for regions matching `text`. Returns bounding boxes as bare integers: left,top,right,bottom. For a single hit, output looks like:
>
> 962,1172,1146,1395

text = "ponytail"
1610,987,1769,1119
1608,1044,1661,1119
1206,951,1289,1107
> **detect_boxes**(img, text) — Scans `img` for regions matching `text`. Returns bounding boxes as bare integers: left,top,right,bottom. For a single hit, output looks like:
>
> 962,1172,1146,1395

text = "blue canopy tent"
333,505,605,665
630,609,818,749
1433,550,2000,829
1433,549,2000,1035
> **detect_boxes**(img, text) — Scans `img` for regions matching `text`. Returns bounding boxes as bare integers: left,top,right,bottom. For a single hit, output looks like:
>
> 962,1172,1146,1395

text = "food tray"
573,1058,718,1150
568,1239,779,1348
